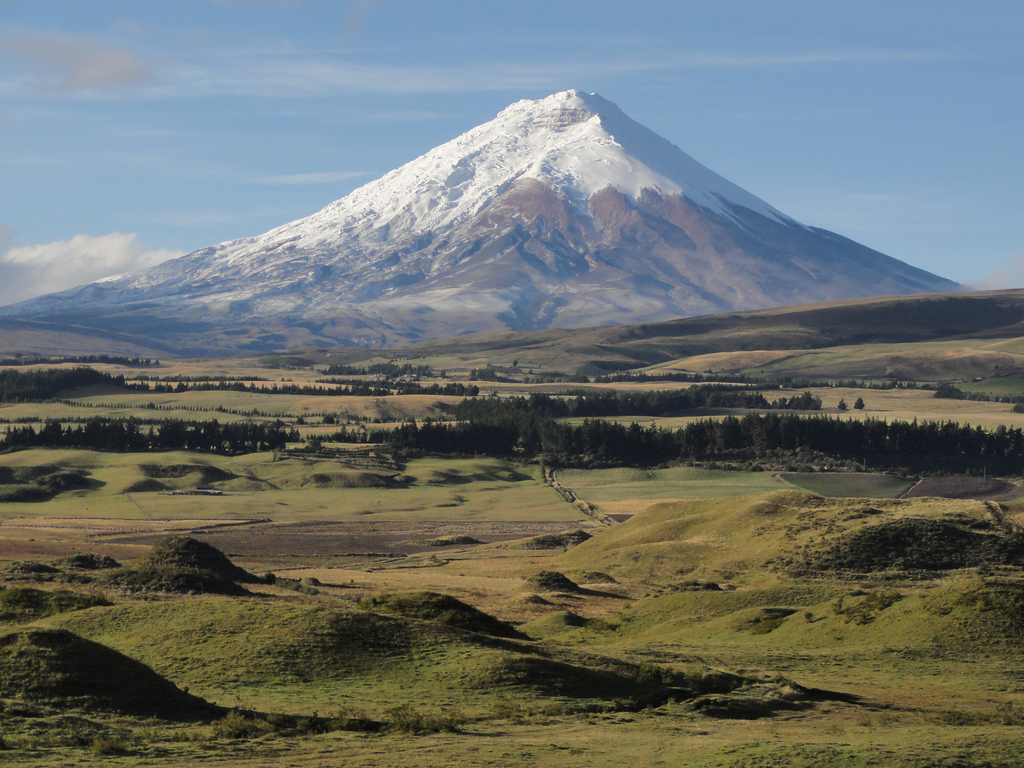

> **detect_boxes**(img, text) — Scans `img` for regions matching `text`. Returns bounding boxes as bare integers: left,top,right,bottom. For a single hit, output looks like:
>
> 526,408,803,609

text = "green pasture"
7,488,1024,767
778,471,914,498
557,466,790,503
556,490,991,581
959,376,1024,396
0,450,577,524
1,390,462,422
647,337,1024,384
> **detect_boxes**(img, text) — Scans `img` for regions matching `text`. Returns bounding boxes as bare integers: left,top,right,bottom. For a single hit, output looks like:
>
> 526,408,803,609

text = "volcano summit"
4,90,958,353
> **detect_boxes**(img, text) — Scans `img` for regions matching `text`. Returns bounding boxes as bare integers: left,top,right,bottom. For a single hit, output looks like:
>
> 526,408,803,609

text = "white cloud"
965,254,1024,291
0,31,151,93
0,232,184,306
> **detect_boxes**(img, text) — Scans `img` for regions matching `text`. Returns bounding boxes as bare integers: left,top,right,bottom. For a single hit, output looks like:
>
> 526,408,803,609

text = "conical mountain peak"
0,91,958,353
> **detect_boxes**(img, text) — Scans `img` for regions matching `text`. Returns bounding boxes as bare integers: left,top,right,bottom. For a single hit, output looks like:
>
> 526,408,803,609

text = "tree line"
387,407,1024,474
322,362,433,377
0,368,149,403
450,386,820,421
934,382,1024,405
0,418,296,454
0,366,478,402
0,355,159,367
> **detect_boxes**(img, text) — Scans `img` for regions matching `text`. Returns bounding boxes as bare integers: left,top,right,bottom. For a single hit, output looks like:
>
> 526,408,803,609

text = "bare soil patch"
607,513,634,523
901,477,1020,501
106,520,591,558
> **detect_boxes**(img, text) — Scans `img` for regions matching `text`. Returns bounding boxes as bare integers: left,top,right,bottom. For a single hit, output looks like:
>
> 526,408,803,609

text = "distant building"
172,485,223,496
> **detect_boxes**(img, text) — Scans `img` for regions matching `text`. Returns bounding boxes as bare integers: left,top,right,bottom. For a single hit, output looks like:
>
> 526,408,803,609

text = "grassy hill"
386,289,1024,375
7,289,1024,765
4,288,1024,372
42,595,712,715
556,491,1017,582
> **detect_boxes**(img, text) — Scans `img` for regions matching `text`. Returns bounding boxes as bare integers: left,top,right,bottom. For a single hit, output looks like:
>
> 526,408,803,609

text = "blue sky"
1,0,1022,304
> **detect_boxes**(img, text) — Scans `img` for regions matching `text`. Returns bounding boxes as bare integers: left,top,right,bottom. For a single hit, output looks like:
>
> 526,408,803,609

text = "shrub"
56,554,121,570
383,704,467,734
211,711,275,739
833,589,903,624
90,734,134,755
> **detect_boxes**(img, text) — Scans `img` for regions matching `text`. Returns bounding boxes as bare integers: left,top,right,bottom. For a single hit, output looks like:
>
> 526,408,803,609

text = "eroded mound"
140,464,234,483
100,536,258,595
55,553,121,571
101,565,251,596
123,478,170,493
48,600,528,687
790,517,1024,575
361,591,528,639
0,466,92,502
303,471,394,488
132,536,258,583
516,530,592,550
526,571,581,592
0,628,218,720
462,654,648,699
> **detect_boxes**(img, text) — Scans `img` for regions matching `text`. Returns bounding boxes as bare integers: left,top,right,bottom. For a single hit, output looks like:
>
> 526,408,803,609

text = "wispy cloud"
142,44,942,100
0,232,184,305
0,31,152,93
254,170,371,185
965,253,1024,291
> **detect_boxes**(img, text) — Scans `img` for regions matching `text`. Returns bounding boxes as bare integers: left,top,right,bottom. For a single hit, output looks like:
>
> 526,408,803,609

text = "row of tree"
0,367,479,402
322,362,433,377
0,368,148,403
3,404,1021,473
0,418,296,454
450,386,821,421
0,355,159,367
386,410,1024,474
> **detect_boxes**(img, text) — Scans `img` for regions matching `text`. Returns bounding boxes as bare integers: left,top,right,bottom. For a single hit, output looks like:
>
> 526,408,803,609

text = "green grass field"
778,472,915,498
7,329,1024,766
959,376,1024,396
556,467,791,518
7,489,1024,767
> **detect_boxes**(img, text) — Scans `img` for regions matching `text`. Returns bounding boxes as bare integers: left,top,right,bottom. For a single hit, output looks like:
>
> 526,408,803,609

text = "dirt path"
542,467,614,526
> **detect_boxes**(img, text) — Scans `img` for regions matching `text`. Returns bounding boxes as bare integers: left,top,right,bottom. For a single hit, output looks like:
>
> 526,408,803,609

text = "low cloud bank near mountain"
0,230,183,305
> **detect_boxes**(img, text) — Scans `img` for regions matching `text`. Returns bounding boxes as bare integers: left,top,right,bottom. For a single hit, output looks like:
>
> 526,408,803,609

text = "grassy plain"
568,385,1024,432
653,337,1024,382
7,487,1024,766
5,323,1024,765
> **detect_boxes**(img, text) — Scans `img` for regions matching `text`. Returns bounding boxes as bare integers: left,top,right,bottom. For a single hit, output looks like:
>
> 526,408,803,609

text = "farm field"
5,316,1024,766
562,386,1024,432
648,337,1024,382
6,486,1024,767
0,452,585,564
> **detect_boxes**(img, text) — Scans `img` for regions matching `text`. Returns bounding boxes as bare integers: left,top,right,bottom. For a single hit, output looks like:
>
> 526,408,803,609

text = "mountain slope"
393,288,1024,378
1,90,957,354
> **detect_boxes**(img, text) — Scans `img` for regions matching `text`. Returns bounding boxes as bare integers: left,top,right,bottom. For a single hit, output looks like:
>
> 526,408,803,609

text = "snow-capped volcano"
3,90,958,353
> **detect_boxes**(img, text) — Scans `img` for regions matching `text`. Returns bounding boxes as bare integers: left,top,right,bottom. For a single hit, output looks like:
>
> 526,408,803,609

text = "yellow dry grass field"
6,335,1024,767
